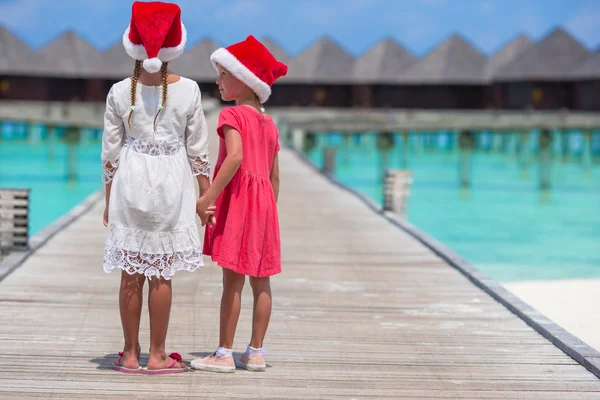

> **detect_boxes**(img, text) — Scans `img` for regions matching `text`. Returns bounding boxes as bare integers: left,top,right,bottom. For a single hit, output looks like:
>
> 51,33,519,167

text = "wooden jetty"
0,111,599,399
2,102,600,133
275,107,600,132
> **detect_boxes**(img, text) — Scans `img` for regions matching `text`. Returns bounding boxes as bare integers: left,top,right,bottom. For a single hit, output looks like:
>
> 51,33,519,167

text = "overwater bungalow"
0,25,598,111
493,28,589,110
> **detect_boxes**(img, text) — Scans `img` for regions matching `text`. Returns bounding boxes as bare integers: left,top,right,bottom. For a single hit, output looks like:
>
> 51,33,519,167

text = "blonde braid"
256,93,266,131
153,62,169,133
127,60,142,128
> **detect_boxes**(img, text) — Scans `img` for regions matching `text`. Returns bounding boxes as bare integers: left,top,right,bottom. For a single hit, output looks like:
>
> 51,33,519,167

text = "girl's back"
109,76,203,144
215,105,279,178
206,104,281,277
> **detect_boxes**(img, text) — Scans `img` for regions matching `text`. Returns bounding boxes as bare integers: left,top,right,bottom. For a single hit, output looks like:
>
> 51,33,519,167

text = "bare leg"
146,277,185,370
117,271,145,368
219,268,246,349
249,276,272,349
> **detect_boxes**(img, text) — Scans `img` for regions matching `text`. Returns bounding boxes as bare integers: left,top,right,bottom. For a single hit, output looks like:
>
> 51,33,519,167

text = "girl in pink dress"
192,35,287,373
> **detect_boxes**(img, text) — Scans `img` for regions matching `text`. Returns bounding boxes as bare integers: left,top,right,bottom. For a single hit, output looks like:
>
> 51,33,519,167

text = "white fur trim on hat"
122,23,187,64
210,48,272,103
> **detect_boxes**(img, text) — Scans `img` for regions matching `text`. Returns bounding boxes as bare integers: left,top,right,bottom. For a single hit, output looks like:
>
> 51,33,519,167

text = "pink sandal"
142,353,188,375
113,352,143,374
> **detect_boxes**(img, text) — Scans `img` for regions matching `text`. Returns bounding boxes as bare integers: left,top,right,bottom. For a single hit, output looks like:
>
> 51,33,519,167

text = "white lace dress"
101,77,210,280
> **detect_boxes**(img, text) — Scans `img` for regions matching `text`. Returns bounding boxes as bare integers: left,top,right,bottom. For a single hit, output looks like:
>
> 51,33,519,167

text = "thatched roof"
3,23,597,86
484,34,532,80
353,38,414,83
0,26,44,75
283,37,354,83
170,38,220,81
495,28,589,81
569,50,600,80
36,31,106,78
262,38,290,63
100,40,135,79
398,34,487,84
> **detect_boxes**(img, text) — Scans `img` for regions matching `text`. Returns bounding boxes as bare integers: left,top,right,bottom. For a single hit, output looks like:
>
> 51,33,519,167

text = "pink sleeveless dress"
203,106,281,277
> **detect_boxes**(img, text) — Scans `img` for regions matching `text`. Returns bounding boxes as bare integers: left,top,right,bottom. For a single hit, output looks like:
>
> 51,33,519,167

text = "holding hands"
196,195,217,227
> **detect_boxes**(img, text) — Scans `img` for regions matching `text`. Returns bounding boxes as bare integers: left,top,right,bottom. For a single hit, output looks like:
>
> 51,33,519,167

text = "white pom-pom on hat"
143,58,163,73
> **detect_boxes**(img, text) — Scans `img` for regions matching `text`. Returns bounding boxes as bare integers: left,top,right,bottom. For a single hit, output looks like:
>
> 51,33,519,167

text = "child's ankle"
148,347,167,358
245,345,266,356
122,344,140,354
215,346,233,358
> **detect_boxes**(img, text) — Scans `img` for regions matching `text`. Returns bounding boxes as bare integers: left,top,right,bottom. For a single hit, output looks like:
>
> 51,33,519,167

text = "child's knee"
121,271,146,287
147,276,171,289
223,270,246,291
249,276,270,291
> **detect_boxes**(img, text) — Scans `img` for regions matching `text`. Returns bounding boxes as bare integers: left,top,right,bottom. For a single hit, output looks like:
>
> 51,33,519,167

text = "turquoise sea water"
2,121,599,283
301,131,600,283
0,122,103,235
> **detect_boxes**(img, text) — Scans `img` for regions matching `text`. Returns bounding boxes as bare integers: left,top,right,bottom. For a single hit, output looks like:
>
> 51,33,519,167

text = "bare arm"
196,175,210,197
203,126,243,202
270,154,279,202
103,182,112,227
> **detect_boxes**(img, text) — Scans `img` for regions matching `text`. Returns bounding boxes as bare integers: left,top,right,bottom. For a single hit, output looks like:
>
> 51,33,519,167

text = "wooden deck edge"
0,188,104,283
286,144,600,380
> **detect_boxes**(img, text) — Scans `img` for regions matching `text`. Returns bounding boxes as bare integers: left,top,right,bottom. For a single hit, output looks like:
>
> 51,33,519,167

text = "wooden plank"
0,209,28,218
0,110,598,398
0,199,29,207
0,226,27,234
0,190,30,199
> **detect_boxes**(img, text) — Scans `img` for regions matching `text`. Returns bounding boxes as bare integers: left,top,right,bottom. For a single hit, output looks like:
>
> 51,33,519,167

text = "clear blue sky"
0,0,598,56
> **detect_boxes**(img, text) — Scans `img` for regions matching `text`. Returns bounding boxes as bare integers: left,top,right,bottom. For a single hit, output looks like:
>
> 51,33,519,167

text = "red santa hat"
122,1,187,73
210,35,288,103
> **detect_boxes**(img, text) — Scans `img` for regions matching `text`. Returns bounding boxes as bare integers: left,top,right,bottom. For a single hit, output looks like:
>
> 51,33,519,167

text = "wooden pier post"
376,132,395,185
383,170,412,215
492,131,501,152
291,128,305,151
582,129,593,177
46,124,58,164
517,130,530,177
342,132,353,168
26,123,41,145
401,132,409,169
278,121,291,148
322,146,336,176
538,128,553,190
61,126,82,182
458,130,475,188
560,130,570,163
302,131,317,154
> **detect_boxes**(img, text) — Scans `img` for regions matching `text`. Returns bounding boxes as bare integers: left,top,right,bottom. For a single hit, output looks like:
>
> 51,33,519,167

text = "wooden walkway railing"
0,189,30,253
383,169,412,214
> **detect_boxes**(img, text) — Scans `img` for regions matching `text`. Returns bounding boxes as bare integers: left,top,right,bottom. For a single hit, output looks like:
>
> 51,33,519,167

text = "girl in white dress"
100,1,212,374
